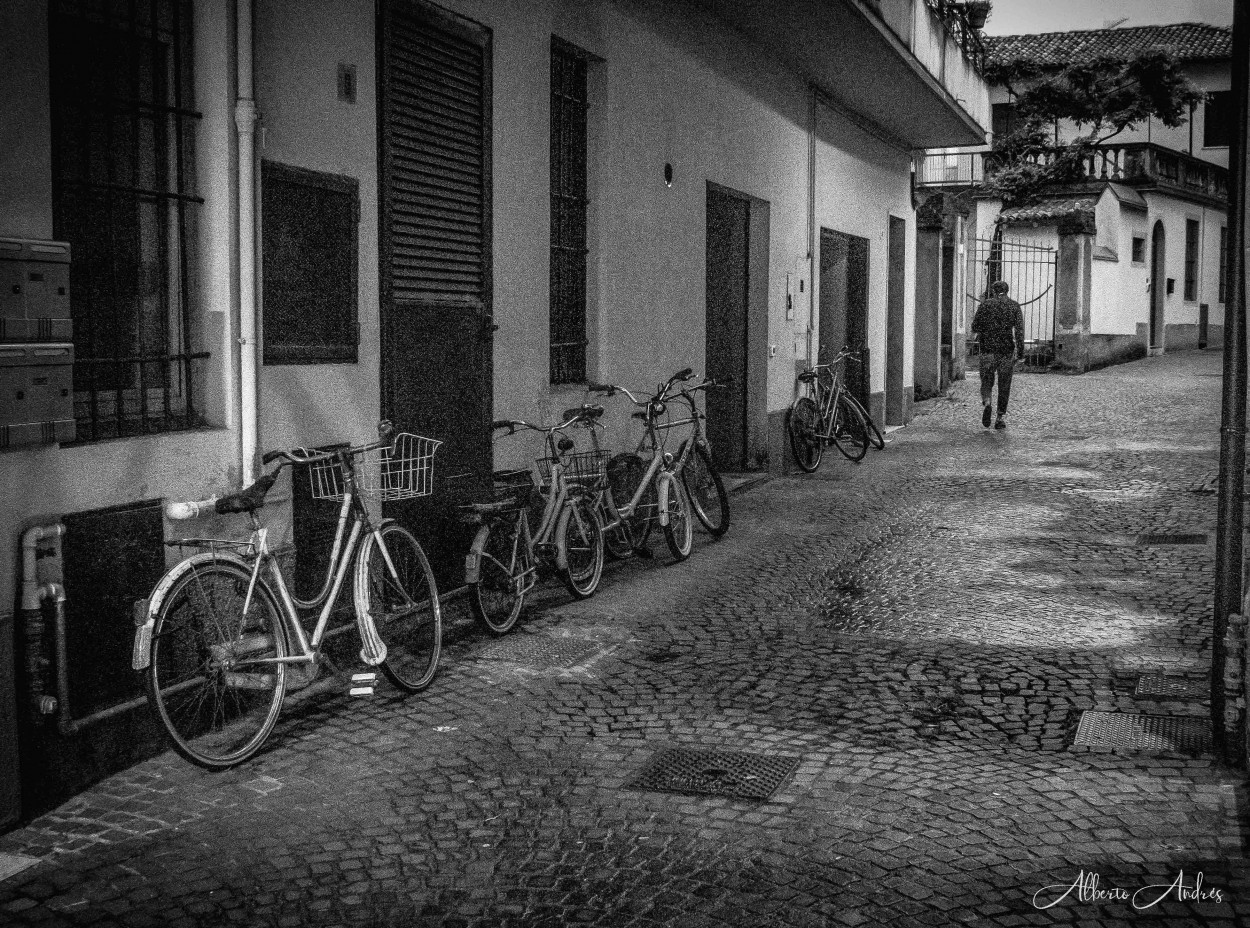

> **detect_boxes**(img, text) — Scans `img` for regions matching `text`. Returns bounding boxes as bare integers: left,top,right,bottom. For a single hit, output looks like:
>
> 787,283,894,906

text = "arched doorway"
1150,220,1166,351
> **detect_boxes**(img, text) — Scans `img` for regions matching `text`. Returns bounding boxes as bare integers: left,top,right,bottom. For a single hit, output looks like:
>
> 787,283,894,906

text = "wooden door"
1150,220,1166,349
886,216,906,423
705,186,750,472
378,0,493,587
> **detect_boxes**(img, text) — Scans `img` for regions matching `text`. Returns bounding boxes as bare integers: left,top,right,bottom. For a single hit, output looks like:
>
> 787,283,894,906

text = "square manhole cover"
475,635,603,669
1135,674,1208,700
627,748,800,801
1135,533,1209,546
1073,711,1211,753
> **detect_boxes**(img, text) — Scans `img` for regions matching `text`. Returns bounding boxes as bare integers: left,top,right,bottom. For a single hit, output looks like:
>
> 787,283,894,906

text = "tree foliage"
982,51,1205,204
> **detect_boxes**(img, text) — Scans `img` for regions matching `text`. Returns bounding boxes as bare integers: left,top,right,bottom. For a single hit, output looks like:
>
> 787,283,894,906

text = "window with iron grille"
1184,219,1200,302
1131,236,1146,264
549,38,591,385
261,161,359,364
49,0,205,443
1220,225,1228,304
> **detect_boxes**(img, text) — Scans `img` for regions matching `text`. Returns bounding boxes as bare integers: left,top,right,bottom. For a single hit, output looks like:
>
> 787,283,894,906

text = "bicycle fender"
553,506,574,571
132,551,254,670
656,472,673,528
464,523,493,584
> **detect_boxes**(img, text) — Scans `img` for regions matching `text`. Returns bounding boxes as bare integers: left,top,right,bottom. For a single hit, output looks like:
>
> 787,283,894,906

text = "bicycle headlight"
650,400,666,418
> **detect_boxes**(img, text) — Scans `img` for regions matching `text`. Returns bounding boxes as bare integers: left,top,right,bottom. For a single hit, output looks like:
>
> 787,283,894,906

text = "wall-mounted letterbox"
0,343,75,449
0,238,72,343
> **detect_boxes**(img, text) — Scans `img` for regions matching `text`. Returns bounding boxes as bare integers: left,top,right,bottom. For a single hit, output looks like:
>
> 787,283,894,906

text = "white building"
915,22,1231,377
0,0,989,823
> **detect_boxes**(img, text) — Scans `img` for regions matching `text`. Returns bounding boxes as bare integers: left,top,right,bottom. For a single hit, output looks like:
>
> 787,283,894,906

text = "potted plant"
961,0,991,30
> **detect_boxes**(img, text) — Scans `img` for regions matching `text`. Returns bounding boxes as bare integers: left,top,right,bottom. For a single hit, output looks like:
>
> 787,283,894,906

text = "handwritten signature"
1033,870,1224,910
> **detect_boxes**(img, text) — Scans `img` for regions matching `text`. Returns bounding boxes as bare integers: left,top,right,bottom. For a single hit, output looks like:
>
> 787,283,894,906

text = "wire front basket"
311,433,441,502
536,450,609,492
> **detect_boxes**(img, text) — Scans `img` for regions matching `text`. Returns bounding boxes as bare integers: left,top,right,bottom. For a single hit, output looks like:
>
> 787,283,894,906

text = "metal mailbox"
0,343,76,449
0,238,72,343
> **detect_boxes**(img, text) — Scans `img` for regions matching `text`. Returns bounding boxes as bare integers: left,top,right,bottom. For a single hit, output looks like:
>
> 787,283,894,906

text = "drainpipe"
808,86,818,361
236,0,259,484
19,524,63,721
1212,0,1249,761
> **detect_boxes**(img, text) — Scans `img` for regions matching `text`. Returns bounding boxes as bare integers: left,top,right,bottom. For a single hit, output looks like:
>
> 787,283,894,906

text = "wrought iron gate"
967,235,1057,368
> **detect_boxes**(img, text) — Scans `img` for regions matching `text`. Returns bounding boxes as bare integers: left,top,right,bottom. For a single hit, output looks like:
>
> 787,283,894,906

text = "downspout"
19,524,63,721
808,86,817,361
1212,0,1249,762
235,0,259,484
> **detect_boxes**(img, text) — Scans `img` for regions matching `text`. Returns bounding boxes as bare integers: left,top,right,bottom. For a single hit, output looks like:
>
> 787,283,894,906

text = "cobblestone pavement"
2,350,1248,927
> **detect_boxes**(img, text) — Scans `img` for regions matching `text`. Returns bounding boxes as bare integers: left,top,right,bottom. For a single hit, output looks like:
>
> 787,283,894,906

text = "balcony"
696,0,990,148
915,142,1230,205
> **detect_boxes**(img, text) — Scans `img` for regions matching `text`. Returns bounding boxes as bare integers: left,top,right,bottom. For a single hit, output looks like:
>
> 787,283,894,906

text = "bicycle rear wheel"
559,496,605,599
832,394,870,462
786,397,823,472
354,523,441,692
844,394,885,450
680,441,730,536
467,518,526,635
147,560,287,770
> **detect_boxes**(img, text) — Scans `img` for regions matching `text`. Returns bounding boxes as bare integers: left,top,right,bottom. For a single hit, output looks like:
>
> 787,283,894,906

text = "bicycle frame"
135,453,416,674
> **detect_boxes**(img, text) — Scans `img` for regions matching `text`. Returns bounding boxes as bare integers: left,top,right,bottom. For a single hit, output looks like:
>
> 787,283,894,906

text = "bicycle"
587,369,730,540
786,347,879,470
131,424,443,769
580,368,706,562
462,407,606,635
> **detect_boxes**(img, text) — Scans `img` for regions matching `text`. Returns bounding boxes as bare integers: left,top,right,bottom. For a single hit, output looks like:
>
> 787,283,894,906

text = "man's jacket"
972,295,1024,358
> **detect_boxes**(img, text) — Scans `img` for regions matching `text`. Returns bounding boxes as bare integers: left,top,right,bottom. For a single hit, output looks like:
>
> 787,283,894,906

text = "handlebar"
166,497,220,521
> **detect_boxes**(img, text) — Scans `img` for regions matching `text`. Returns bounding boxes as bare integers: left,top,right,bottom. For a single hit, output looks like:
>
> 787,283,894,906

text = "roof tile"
986,23,1232,68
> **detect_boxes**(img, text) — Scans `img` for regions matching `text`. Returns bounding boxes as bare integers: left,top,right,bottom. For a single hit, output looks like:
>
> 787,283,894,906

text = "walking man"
971,280,1025,430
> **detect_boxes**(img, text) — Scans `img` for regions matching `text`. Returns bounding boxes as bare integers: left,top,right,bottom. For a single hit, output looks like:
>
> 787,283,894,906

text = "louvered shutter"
382,1,490,309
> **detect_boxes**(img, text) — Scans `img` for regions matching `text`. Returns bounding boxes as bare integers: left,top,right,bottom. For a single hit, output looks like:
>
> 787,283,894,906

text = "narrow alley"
2,351,1247,927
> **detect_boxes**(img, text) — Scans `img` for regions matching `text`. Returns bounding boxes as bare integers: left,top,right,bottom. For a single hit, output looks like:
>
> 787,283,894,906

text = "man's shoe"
994,415,1007,430
982,404,993,428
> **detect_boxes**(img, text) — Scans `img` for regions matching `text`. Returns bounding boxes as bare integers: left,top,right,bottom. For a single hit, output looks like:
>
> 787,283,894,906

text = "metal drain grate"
1073,711,1212,753
1135,674,1209,700
475,635,604,669
627,748,800,800
1135,533,1209,546
1042,434,1091,440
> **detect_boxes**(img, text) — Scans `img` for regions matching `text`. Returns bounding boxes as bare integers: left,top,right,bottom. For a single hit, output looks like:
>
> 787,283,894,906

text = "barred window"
549,38,591,385
1184,219,1199,302
50,0,205,442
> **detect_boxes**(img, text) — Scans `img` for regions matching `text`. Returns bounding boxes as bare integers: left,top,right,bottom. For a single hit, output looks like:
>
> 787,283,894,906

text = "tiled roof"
986,23,1232,68
998,196,1097,223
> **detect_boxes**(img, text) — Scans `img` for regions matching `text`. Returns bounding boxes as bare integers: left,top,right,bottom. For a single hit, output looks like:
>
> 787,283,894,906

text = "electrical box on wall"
0,238,72,343
0,342,76,449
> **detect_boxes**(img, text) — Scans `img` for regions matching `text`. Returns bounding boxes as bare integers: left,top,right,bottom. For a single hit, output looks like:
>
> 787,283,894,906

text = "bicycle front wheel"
354,523,441,692
845,394,885,450
681,441,730,536
663,476,694,562
468,519,526,635
147,560,288,770
832,394,870,462
786,397,823,472
559,496,605,599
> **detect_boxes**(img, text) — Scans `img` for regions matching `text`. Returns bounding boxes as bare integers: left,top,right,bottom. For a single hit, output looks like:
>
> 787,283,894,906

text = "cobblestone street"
2,350,1248,927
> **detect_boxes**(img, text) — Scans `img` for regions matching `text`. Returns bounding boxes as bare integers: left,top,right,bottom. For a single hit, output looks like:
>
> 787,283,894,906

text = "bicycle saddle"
561,404,605,422
214,473,277,514
797,370,817,383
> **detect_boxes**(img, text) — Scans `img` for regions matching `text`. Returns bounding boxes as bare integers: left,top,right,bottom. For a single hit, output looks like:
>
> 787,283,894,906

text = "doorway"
1150,220,1166,350
705,186,750,471
378,0,494,586
819,228,870,409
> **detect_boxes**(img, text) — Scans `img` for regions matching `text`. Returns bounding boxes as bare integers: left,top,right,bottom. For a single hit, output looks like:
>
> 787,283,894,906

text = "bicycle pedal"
349,671,378,697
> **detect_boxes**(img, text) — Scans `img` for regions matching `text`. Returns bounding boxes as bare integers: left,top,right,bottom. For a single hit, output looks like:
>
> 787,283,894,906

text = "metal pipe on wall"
1212,0,1249,762
19,524,63,720
235,0,259,485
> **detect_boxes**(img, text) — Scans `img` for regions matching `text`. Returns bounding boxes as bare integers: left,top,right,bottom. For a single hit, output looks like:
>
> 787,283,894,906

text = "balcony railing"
916,142,1229,201
922,0,987,73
